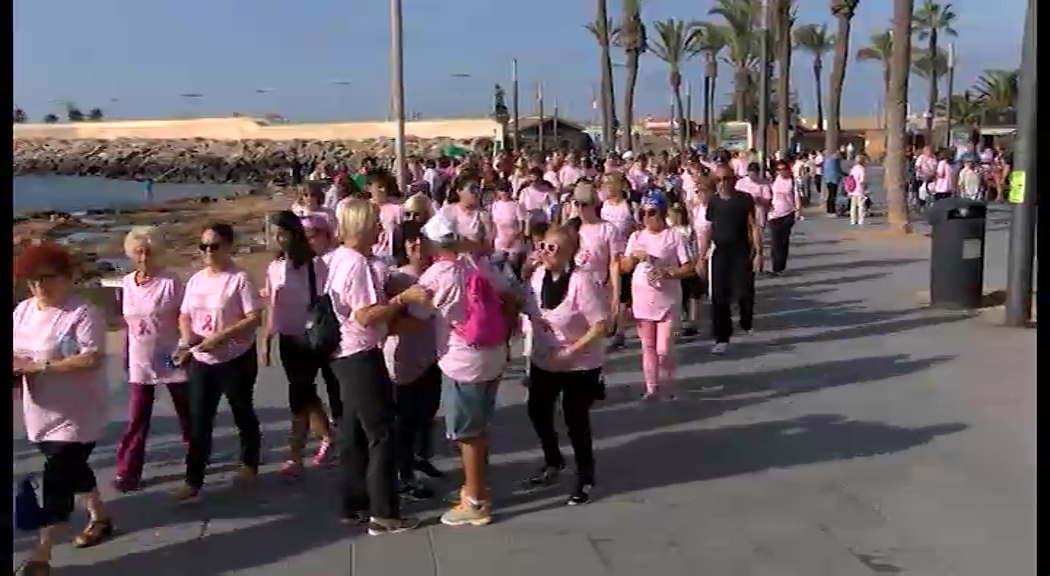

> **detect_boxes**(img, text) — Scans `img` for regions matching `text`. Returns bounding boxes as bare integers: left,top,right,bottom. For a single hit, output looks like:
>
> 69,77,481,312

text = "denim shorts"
442,376,499,441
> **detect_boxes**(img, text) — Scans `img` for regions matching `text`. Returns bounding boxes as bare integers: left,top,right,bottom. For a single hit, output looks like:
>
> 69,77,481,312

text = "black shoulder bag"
304,260,341,358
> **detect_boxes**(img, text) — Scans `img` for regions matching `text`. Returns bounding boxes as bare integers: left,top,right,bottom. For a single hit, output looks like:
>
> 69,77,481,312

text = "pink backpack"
843,174,857,193
454,257,508,348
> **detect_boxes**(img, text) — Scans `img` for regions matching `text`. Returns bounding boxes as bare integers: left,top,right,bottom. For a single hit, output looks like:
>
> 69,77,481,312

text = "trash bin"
927,197,987,309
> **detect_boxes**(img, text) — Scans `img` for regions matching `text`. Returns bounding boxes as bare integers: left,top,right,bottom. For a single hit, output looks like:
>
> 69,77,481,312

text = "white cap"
621,150,635,161
422,212,457,244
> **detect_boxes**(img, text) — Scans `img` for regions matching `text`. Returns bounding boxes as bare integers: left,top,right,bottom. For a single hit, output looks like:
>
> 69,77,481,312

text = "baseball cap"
641,192,667,212
621,150,635,161
421,212,457,244
572,181,599,205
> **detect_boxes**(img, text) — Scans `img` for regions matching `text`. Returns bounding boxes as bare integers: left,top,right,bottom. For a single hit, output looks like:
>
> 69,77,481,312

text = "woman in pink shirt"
262,212,335,479
113,226,191,494
769,160,804,274
735,162,773,228
441,177,492,255
932,150,955,201
385,221,443,498
599,172,637,349
489,179,526,277
620,195,694,400
170,222,263,502
291,181,338,232
367,171,404,263
521,226,608,505
13,242,115,572
327,199,428,533
518,167,557,224
570,181,622,319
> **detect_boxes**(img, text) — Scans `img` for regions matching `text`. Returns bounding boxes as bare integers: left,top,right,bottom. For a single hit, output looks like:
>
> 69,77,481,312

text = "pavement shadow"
495,414,966,521
791,258,924,276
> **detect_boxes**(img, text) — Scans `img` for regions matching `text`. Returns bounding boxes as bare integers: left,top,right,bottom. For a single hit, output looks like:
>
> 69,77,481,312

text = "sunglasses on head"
199,242,224,253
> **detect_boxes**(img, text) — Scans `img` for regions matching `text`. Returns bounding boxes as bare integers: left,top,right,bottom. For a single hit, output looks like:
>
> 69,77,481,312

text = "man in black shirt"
698,165,763,354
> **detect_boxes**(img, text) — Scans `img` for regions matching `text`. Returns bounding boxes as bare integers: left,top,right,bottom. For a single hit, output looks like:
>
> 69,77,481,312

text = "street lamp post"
756,0,772,170
943,43,956,149
1005,0,1037,327
390,0,407,193
537,82,545,154
512,59,520,152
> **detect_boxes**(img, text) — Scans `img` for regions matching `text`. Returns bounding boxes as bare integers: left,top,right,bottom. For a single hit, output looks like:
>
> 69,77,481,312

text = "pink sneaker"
279,461,303,479
312,437,333,466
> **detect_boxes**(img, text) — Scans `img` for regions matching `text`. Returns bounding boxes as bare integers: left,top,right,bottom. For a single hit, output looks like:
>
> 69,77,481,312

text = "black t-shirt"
706,192,755,252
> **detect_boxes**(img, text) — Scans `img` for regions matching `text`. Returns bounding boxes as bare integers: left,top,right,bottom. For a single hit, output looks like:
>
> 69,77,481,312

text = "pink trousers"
637,317,677,394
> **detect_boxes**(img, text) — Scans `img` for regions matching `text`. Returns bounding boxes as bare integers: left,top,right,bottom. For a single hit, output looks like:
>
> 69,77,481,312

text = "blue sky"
13,0,1024,124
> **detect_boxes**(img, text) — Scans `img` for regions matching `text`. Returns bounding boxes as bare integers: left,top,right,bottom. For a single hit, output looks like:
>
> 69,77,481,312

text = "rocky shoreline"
14,137,493,184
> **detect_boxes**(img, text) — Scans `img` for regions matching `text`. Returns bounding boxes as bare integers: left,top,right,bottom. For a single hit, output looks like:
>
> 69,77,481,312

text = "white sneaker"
711,342,728,355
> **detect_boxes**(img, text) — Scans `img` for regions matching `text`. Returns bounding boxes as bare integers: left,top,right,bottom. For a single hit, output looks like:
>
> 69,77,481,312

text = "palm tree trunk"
924,30,939,145
734,67,749,122
825,13,852,154
881,66,891,158
702,75,712,147
885,0,914,234
597,0,616,152
776,1,792,157
672,78,686,150
623,50,640,152
710,74,719,144
813,60,825,131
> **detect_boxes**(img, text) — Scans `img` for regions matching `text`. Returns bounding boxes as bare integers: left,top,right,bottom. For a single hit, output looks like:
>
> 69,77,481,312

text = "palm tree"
710,0,761,123
13,106,27,123
88,107,104,121
43,113,59,124
884,0,915,234
793,23,835,131
618,0,646,151
587,4,618,152
856,30,894,152
650,18,697,149
911,46,948,83
773,0,797,156
826,0,860,155
687,22,725,146
65,102,84,122
936,91,981,134
973,69,1019,111
913,0,958,142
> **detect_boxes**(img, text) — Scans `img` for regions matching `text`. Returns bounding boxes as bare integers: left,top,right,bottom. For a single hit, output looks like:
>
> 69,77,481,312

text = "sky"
13,0,1025,124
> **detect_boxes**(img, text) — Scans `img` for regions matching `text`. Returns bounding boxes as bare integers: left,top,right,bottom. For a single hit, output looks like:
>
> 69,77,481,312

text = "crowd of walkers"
14,145,824,575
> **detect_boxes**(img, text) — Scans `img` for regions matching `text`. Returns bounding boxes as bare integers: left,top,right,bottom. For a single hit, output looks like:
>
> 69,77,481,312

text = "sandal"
72,518,115,548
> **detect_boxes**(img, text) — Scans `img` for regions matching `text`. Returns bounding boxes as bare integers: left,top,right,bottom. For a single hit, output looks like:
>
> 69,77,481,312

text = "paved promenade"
14,208,1036,576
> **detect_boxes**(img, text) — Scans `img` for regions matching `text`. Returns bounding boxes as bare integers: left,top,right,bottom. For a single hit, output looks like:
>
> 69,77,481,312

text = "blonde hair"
403,193,433,220
337,198,379,242
123,225,167,258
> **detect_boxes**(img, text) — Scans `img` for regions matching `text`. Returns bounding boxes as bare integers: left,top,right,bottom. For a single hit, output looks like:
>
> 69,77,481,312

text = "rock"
14,137,483,185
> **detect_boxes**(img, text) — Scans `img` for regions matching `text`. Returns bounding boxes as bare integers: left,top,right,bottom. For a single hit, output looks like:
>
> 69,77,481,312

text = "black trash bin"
927,197,987,309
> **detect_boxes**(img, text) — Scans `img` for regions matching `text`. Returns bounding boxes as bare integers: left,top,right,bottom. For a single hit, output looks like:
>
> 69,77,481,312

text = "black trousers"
279,335,327,415
394,363,442,481
526,365,599,483
320,362,343,422
768,215,795,273
825,181,839,214
710,247,756,344
185,346,261,489
36,441,97,525
330,348,399,520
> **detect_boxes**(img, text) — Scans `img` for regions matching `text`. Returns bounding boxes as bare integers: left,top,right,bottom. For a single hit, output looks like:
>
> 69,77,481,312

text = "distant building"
509,116,593,151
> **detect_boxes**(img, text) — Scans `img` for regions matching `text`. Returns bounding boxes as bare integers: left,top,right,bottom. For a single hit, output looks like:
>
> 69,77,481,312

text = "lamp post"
511,59,520,152
943,43,956,149
390,0,407,193
756,0,772,169
1005,0,1036,327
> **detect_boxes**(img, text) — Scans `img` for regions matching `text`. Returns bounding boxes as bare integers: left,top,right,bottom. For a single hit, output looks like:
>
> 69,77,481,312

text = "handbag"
303,261,340,358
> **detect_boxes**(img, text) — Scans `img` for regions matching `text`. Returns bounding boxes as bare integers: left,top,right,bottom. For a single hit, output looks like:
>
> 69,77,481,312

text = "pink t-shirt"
325,246,386,358
265,258,325,336
372,201,403,259
625,228,690,322
414,255,512,384
736,176,773,227
441,204,489,244
122,271,186,385
847,164,866,196
293,205,337,232
519,185,556,221
383,264,438,385
915,154,938,181
558,165,585,190
933,160,953,193
600,199,635,242
490,198,525,253
769,176,798,218
527,269,608,372
180,267,260,364
543,170,562,189
575,220,622,283
14,297,109,443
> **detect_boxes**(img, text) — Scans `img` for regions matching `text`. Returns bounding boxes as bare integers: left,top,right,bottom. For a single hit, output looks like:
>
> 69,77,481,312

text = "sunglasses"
404,211,422,220
539,241,559,253
641,208,661,218
199,242,224,253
